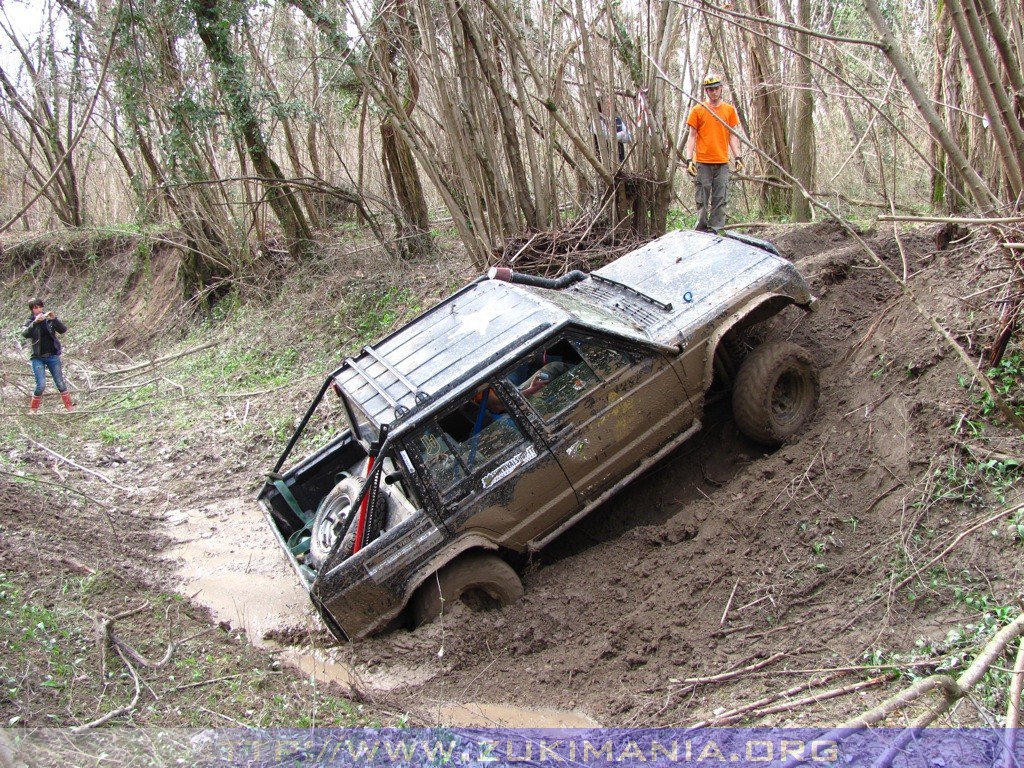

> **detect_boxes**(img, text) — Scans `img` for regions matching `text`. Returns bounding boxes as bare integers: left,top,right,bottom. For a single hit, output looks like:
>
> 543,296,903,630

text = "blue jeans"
32,355,67,395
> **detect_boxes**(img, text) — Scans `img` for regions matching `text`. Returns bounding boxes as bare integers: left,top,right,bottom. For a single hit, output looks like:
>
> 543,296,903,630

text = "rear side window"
408,389,527,496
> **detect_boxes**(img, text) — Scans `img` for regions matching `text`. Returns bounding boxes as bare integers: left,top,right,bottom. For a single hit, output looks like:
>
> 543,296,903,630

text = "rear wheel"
413,552,524,627
732,341,819,446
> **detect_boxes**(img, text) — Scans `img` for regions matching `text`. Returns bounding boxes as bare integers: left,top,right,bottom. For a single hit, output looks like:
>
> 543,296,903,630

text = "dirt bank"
310,222,1023,726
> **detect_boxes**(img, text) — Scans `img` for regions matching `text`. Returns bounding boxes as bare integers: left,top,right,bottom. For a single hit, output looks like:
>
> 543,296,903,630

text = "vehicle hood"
565,229,813,346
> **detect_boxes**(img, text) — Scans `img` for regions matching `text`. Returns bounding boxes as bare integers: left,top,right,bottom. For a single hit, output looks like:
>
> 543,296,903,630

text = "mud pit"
162,221,1023,727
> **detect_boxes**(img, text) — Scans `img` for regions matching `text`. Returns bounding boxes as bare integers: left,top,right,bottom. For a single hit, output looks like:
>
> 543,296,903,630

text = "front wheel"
732,341,819,446
412,552,524,627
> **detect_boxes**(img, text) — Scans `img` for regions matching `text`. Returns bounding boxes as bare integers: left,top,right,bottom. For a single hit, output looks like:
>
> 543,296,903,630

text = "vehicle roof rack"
341,344,431,418
342,356,409,416
362,344,429,405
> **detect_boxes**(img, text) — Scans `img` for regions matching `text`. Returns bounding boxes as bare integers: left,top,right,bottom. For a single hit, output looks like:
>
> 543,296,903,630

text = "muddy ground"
1,221,1021,731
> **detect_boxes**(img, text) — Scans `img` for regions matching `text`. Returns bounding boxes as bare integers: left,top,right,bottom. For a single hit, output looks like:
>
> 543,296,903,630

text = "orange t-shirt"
687,102,739,164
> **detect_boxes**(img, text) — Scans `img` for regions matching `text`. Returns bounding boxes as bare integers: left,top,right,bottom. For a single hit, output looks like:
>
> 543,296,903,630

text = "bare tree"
0,11,85,227
789,0,813,222
190,0,313,261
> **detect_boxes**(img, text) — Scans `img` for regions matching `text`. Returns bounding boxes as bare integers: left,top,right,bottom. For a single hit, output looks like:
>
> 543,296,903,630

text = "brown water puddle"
163,498,311,641
163,498,599,727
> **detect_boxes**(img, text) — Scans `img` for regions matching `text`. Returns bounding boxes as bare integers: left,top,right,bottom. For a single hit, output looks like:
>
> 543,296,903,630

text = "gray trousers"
694,162,730,231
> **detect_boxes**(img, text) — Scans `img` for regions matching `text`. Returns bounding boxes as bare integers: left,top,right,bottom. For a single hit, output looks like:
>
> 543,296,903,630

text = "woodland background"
0,0,1022,353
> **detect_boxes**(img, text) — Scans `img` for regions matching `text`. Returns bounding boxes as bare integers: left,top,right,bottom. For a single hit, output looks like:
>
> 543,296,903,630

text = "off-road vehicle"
258,229,818,641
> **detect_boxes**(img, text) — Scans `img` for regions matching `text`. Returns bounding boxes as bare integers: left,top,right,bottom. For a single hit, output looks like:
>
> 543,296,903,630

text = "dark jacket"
22,314,67,358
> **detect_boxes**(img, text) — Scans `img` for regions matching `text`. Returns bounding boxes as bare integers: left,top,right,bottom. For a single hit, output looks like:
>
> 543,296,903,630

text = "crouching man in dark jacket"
22,297,73,413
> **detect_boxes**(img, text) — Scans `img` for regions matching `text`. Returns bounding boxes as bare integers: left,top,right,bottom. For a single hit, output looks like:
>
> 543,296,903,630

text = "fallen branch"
688,671,851,727
74,604,183,730
878,214,1024,225
0,469,114,510
1,468,121,544
745,675,890,721
747,618,809,641
671,652,787,687
720,579,739,625
166,673,245,693
18,427,132,492
999,636,1024,768
71,651,142,732
782,612,1024,768
99,341,217,378
87,377,162,392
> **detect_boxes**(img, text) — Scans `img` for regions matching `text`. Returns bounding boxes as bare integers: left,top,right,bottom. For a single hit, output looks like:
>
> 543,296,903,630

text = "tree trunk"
944,0,1024,198
863,0,999,210
190,0,313,260
454,1,539,230
789,0,813,222
745,0,791,216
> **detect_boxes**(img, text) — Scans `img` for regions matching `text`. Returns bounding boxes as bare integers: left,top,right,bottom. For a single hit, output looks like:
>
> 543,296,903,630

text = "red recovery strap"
350,455,375,555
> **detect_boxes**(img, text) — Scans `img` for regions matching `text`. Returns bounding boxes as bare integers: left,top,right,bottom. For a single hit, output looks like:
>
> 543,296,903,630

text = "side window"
408,424,466,494
510,336,631,421
575,338,632,379
408,388,527,495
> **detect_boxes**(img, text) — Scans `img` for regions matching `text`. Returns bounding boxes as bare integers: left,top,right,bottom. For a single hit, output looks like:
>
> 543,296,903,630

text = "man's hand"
686,159,698,177
734,157,745,174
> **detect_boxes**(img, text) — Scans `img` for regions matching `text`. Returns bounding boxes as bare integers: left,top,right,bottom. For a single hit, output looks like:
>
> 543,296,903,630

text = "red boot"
29,395,41,414
61,391,74,412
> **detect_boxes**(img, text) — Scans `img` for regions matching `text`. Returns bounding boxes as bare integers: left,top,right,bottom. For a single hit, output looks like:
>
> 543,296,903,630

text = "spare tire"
412,552,524,627
732,341,819,446
308,477,386,569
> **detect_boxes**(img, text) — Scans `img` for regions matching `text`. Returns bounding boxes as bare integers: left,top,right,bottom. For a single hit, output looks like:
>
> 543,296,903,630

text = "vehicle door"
511,332,696,515
402,384,578,547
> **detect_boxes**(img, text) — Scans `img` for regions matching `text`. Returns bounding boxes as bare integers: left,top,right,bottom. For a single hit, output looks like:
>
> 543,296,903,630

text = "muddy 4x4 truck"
259,229,818,642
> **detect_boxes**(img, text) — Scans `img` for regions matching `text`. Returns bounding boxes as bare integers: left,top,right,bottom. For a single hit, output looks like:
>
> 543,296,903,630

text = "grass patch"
0,572,373,729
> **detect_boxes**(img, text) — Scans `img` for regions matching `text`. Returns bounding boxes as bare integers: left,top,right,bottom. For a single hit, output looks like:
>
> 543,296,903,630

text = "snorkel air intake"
488,267,588,289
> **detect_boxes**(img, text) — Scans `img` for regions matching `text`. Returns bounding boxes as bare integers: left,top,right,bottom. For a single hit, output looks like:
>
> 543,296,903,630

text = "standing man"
685,74,744,232
593,95,633,163
22,298,74,413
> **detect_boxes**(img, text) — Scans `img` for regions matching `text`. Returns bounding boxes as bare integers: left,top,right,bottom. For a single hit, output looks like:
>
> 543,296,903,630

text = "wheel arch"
705,293,805,388
401,534,504,609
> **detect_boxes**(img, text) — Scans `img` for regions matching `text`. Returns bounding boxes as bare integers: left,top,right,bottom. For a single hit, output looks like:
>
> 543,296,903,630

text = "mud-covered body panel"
258,230,815,640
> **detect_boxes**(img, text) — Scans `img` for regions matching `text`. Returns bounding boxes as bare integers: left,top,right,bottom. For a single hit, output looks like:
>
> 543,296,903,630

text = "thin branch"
0,468,113,509
165,673,246,693
18,428,131,492
71,650,141,732
999,636,1024,768
99,341,217,378
671,652,787,687
782,613,1024,768
879,215,1024,225
0,0,125,233
892,502,1024,594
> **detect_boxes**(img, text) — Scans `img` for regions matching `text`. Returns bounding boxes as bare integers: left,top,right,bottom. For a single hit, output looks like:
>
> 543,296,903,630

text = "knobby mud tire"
732,341,819,446
413,552,524,627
